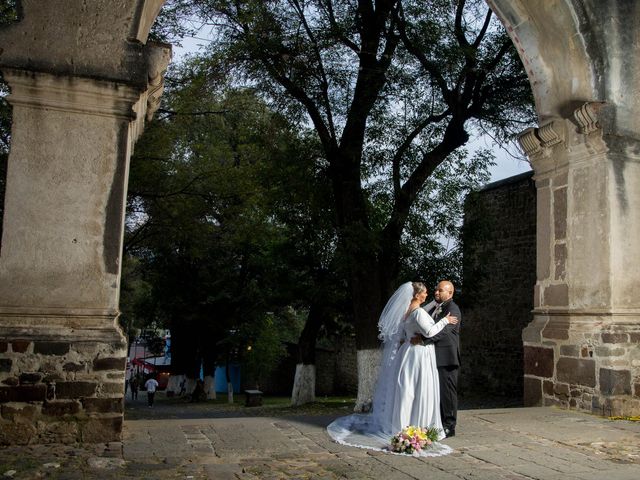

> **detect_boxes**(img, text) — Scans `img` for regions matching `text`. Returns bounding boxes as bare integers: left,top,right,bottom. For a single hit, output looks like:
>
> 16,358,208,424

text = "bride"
327,282,458,456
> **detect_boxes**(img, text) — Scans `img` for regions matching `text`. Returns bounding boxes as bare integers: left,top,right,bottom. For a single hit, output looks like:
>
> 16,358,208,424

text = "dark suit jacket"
425,299,462,367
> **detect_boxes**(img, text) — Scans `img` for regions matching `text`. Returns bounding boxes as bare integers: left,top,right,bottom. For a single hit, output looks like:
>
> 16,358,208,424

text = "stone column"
519,104,640,416
0,0,169,444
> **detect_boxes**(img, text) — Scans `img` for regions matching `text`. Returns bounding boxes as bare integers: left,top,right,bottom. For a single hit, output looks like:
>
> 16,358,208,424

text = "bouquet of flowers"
389,425,440,454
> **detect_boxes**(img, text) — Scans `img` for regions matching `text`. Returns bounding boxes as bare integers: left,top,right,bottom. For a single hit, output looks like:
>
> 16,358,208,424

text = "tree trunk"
203,374,217,400
291,364,316,406
166,373,184,395
225,358,234,403
290,302,324,406
202,349,217,400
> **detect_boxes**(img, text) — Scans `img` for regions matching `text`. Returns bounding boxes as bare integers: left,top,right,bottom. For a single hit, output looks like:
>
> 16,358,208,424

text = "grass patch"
608,416,640,422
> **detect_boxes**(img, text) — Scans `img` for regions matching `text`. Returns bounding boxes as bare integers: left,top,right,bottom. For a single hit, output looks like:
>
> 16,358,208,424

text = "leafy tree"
124,59,319,388
183,0,534,408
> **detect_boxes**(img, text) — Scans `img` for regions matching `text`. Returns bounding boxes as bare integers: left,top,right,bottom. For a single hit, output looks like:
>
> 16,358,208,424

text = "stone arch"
0,0,169,444
488,0,640,414
1,0,640,445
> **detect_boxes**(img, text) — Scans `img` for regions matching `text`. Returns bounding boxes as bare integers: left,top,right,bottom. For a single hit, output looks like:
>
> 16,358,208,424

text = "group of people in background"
125,371,159,407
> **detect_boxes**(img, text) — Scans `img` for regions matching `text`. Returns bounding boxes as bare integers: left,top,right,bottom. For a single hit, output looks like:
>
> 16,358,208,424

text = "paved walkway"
1,405,640,479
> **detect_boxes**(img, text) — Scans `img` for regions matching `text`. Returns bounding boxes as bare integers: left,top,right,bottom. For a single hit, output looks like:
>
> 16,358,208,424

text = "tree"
124,59,320,396
187,0,534,408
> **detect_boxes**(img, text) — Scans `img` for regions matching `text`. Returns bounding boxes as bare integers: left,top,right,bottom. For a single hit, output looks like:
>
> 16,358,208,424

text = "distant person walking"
130,376,139,401
145,376,159,407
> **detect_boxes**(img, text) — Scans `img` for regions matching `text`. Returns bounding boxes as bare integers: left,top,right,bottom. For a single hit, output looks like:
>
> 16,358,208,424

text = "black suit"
426,299,461,433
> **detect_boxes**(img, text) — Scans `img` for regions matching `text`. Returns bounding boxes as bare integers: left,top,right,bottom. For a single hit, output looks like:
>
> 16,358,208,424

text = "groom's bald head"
435,281,454,302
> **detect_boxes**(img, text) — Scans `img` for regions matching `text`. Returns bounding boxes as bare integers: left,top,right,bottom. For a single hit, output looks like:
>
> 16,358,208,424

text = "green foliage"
180,1,534,304
0,0,18,25
124,56,341,373
242,314,288,388
133,0,535,367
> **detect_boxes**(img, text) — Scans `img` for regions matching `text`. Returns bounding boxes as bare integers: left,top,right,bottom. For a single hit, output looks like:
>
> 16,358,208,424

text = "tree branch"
289,0,337,140
391,108,451,196
454,0,470,49
396,5,451,105
472,7,492,48
322,0,360,54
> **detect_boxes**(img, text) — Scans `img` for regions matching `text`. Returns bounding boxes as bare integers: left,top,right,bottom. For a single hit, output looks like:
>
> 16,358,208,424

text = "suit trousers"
437,365,459,431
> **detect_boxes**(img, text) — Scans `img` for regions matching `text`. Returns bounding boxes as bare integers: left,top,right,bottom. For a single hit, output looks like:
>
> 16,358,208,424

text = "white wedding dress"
327,283,453,457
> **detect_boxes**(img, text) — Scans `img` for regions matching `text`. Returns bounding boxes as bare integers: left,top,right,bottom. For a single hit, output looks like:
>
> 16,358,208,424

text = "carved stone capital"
518,127,543,157
518,120,565,160
538,120,564,148
144,43,172,121
573,101,605,135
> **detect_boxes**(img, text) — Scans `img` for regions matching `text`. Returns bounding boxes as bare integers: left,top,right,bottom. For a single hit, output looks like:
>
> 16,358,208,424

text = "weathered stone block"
553,187,567,240
543,284,569,307
55,381,97,399
81,397,123,414
543,396,563,407
34,342,70,356
560,345,579,356
0,359,12,373
0,384,47,403
93,357,126,371
80,416,122,443
629,333,640,343
557,357,596,387
101,382,124,394
11,341,30,353
554,383,570,397
1,404,37,421
524,346,554,377
1,377,18,386
599,368,631,395
524,376,542,406
554,243,566,280
601,333,628,344
634,383,640,397
42,400,81,416
537,187,551,280
19,373,44,384
543,380,554,395
595,346,625,357
0,342,7,353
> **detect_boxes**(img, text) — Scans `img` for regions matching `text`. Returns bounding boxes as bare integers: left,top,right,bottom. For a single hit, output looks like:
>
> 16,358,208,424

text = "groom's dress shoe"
444,428,455,438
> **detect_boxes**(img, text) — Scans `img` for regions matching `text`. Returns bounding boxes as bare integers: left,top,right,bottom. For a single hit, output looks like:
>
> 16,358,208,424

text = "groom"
416,280,462,438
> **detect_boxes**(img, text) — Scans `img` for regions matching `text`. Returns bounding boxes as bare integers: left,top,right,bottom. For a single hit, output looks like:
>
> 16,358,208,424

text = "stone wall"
460,171,536,398
0,329,127,445
523,317,640,415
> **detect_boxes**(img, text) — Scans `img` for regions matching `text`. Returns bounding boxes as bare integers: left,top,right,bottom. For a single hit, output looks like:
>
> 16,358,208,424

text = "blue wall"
213,364,241,393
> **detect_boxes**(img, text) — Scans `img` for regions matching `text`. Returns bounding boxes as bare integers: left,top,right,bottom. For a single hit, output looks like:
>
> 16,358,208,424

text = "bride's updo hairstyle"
412,282,427,298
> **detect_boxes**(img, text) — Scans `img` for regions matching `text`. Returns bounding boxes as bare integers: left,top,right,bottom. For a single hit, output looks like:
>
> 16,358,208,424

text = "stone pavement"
1,406,640,479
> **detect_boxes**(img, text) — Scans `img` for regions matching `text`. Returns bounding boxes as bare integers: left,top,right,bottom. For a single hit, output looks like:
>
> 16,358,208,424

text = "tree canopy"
125,0,534,402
